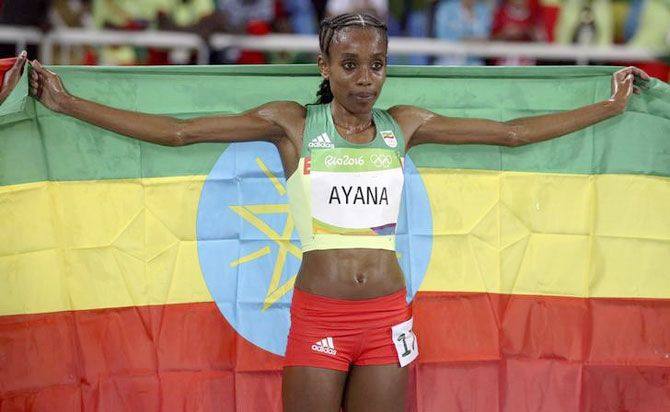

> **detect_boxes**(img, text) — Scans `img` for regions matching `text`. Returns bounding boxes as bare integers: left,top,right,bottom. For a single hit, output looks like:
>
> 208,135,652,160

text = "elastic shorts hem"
282,362,350,372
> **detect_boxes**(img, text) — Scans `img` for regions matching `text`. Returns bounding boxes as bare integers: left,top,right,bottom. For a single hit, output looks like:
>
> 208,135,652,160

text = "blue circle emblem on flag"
197,141,432,356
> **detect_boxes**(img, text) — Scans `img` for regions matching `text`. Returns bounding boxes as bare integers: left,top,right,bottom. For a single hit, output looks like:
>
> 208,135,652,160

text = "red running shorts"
283,288,417,371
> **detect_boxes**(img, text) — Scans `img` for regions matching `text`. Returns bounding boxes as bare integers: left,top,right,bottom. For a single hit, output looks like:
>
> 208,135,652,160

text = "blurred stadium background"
0,0,668,79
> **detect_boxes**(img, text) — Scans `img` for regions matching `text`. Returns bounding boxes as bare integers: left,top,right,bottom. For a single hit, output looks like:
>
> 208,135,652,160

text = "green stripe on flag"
1,65,669,186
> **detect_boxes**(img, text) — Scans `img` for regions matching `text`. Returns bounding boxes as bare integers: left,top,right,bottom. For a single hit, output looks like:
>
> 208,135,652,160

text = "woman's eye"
371,62,384,70
343,62,355,70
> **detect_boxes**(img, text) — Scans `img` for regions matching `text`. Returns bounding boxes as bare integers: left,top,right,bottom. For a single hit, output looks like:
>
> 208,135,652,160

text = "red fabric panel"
413,292,670,365
1,293,669,410
0,303,283,411
0,57,17,88
412,292,670,410
413,362,500,411
582,365,670,411
501,358,582,411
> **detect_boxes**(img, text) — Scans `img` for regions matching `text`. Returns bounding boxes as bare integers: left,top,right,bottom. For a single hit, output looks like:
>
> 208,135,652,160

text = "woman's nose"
357,69,372,85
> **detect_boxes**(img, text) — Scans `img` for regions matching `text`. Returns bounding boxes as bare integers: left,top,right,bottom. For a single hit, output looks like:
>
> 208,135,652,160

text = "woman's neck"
330,100,374,135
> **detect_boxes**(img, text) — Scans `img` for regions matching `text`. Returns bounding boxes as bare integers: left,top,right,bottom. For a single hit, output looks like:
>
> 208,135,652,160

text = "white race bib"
310,148,403,235
391,317,418,367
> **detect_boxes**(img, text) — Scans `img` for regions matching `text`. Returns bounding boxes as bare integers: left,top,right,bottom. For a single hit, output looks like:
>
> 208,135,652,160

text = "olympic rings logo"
370,154,392,168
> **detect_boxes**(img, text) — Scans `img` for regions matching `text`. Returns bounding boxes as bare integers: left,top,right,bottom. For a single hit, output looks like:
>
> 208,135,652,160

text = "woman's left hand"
0,50,28,104
609,66,650,112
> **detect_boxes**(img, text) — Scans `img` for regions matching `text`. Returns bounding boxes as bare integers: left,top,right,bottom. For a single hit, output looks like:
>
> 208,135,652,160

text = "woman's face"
318,27,387,114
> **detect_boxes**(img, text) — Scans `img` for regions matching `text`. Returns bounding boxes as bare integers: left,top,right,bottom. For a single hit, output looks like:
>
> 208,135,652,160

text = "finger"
620,66,651,82
623,74,634,97
624,73,634,86
615,66,632,76
32,60,58,78
31,60,48,75
630,66,651,81
13,50,28,70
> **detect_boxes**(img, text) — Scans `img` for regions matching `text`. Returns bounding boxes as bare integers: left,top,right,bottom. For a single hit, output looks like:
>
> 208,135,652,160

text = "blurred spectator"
0,0,82,29
282,0,318,34
50,0,92,29
266,1,319,63
491,0,546,42
213,0,274,64
622,0,645,42
401,0,436,65
158,0,220,33
611,0,629,42
628,0,670,49
434,0,493,65
91,0,159,65
158,0,228,64
218,0,274,32
490,0,546,65
626,0,670,81
92,0,157,30
91,0,224,65
538,0,560,42
554,0,613,45
325,0,389,20
0,0,83,58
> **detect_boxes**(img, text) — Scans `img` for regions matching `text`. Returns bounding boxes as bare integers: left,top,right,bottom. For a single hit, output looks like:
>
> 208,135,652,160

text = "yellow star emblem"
228,157,302,311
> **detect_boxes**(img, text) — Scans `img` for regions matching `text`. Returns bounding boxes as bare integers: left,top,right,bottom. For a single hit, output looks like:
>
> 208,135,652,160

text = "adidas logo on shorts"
308,133,334,149
312,337,337,355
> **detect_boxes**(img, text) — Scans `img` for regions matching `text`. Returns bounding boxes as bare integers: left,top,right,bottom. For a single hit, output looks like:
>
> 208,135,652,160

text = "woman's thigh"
282,366,348,412
343,364,409,412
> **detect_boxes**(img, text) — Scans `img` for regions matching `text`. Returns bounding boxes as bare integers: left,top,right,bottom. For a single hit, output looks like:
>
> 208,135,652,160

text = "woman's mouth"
351,92,376,102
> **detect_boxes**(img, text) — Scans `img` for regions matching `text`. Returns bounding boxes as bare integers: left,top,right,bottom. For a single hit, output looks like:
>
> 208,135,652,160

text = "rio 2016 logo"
324,154,365,167
197,141,432,356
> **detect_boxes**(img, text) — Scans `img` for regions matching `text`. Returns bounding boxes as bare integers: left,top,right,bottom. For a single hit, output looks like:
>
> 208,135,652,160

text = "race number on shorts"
391,318,418,367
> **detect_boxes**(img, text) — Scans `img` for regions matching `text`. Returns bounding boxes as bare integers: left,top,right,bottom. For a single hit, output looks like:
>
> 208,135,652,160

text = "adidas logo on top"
308,133,334,149
311,337,337,355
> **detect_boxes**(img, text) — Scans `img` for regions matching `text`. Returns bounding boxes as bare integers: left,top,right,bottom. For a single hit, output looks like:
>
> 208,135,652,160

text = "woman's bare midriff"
294,248,406,300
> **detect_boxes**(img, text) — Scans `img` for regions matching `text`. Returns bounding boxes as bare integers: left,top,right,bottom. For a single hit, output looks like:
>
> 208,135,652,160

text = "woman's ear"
317,54,329,80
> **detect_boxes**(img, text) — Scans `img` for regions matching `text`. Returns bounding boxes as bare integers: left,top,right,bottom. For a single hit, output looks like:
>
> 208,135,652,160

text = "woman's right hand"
29,60,70,113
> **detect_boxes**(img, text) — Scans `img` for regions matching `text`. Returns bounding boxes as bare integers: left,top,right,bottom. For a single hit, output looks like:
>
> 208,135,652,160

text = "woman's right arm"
29,60,303,146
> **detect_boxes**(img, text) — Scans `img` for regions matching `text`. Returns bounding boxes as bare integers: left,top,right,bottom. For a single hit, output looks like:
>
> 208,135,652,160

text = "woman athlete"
27,13,648,412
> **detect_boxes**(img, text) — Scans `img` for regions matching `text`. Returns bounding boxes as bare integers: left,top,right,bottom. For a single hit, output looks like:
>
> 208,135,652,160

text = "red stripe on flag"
413,292,670,365
1,293,669,410
0,303,283,411
412,292,670,411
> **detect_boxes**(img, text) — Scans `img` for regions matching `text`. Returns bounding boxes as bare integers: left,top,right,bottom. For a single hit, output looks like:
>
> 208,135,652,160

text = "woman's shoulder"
386,105,426,122
261,101,307,119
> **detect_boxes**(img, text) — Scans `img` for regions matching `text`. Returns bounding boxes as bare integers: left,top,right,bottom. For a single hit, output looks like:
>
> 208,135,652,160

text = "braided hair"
316,13,388,104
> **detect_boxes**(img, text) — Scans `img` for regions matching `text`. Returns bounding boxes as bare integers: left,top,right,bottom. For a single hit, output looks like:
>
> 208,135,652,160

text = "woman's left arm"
390,66,650,149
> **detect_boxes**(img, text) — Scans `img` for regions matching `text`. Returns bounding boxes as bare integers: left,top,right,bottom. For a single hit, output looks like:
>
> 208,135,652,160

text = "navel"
354,273,367,285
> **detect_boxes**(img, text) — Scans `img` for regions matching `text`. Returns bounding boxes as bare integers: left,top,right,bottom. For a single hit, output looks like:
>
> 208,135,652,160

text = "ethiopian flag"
1,65,669,411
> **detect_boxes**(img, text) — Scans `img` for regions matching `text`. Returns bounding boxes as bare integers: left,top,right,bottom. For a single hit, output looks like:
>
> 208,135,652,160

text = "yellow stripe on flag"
419,170,670,298
0,177,212,316
1,171,669,316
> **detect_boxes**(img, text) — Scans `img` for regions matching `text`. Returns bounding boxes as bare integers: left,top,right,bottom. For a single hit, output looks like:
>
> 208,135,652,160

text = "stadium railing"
0,26,667,65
